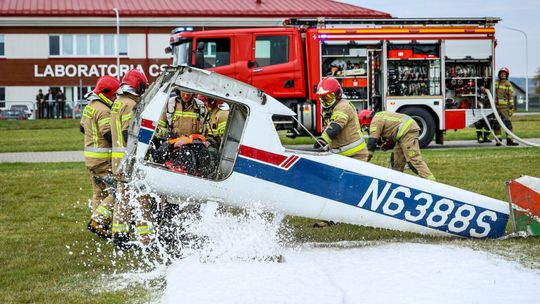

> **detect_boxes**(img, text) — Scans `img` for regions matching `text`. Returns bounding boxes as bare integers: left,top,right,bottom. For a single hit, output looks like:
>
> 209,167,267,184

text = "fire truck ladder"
286,17,501,28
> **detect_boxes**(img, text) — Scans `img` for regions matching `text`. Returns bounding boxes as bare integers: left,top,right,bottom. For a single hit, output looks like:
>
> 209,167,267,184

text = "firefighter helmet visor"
318,92,337,109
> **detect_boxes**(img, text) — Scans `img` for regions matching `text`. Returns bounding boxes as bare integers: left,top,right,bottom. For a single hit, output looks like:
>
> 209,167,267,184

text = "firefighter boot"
476,131,484,143
112,233,132,250
483,133,492,143
507,138,519,146
87,219,111,239
312,220,335,228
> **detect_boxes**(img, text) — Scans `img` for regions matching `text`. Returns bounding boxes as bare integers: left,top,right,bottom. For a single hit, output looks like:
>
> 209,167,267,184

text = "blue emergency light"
172,27,194,34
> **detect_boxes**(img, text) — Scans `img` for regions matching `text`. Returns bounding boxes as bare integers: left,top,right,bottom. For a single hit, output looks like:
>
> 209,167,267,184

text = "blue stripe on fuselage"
234,156,508,238
138,128,153,144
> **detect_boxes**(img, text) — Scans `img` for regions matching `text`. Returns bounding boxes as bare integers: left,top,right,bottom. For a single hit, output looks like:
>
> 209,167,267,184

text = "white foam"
162,243,539,304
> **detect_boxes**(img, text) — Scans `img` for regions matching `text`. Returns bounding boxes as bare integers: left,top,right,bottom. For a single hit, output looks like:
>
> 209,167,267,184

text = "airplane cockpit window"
144,89,247,181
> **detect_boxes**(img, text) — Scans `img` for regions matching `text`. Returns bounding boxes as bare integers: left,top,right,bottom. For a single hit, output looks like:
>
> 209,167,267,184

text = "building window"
255,36,289,67
103,34,115,56
118,35,128,56
49,36,60,55
89,35,100,55
76,35,88,56
49,34,128,57
62,34,74,55
0,35,4,56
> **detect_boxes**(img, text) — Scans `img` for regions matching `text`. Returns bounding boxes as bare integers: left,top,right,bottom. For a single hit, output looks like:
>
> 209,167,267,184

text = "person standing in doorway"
56,89,66,119
45,89,55,119
35,89,45,119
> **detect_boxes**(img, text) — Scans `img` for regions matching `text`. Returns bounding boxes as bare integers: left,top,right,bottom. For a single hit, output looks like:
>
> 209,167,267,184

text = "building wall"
0,30,173,109
148,34,171,59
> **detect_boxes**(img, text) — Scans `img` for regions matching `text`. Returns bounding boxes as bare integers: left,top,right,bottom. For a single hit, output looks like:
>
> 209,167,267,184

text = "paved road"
0,151,84,163
1,139,538,163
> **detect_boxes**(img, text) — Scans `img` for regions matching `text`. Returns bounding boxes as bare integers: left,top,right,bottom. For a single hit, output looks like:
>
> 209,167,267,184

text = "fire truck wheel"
400,106,435,148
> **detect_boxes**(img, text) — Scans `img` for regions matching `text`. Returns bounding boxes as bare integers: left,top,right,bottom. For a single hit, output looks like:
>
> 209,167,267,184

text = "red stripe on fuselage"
141,118,156,130
283,155,299,169
239,145,287,167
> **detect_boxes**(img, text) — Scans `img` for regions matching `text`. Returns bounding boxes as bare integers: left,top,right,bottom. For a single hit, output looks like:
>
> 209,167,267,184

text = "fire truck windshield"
172,40,192,66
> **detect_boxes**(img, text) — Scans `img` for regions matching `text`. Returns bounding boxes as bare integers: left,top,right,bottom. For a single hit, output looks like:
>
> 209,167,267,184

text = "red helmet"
358,109,374,128
498,67,510,78
197,94,222,107
316,77,342,109
121,69,149,96
93,76,120,105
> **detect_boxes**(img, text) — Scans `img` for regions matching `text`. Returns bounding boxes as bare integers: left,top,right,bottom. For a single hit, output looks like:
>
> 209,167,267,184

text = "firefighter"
82,76,120,238
110,69,151,248
493,67,518,146
312,77,368,228
157,89,204,139
314,77,368,162
359,110,435,181
198,94,228,146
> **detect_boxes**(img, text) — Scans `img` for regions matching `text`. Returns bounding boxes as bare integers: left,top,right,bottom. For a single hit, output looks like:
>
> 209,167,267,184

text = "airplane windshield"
144,90,247,181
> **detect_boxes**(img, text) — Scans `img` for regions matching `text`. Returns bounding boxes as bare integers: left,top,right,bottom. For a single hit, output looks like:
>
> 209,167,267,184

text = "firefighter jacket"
80,98,112,171
320,99,366,156
111,94,139,174
157,99,203,137
204,106,229,140
368,111,420,147
495,79,514,110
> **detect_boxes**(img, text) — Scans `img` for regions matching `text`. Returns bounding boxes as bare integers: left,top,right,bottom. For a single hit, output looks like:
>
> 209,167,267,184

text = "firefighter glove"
313,137,328,150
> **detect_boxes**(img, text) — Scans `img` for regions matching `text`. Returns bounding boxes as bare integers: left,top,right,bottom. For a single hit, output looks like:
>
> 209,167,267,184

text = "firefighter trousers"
493,108,513,138
88,168,114,222
391,131,435,180
112,174,155,243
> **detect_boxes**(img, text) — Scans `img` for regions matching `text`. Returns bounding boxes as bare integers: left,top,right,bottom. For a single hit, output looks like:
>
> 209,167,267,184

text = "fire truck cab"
169,18,499,147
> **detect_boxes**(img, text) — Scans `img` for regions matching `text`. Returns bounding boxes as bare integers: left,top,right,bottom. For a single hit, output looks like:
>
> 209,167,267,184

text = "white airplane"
122,66,510,239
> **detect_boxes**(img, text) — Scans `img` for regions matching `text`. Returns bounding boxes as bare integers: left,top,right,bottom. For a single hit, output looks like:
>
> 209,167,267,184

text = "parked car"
1,110,27,120
10,105,33,119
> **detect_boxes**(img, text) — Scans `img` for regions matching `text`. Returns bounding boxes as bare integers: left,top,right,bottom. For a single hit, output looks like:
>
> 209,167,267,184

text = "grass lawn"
443,114,540,141
0,120,82,153
0,115,539,152
0,163,151,304
1,147,539,303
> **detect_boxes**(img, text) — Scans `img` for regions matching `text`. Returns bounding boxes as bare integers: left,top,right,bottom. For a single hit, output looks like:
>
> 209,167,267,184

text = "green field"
1,146,539,303
0,120,82,153
1,115,539,152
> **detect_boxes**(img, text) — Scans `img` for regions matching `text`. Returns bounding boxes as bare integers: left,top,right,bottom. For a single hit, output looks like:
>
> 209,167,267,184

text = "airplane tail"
508,176,540,236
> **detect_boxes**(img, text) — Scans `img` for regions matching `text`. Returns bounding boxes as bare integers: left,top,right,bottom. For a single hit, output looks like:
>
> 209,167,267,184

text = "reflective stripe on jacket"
111,94,138,174
80,99,112,169
369,111,420,142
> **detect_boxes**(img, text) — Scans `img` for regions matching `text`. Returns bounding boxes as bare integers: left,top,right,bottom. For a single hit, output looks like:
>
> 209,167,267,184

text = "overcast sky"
337,0,539,78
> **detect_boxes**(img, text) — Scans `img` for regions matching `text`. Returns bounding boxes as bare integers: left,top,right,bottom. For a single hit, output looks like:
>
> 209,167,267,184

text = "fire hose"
481,90,540,147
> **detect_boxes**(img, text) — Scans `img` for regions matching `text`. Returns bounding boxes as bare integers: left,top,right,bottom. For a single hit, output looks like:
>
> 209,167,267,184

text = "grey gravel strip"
1,138,539,164
0,151,84,163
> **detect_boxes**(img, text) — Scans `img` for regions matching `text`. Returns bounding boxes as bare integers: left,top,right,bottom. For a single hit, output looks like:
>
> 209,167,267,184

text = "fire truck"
168,17,500,147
